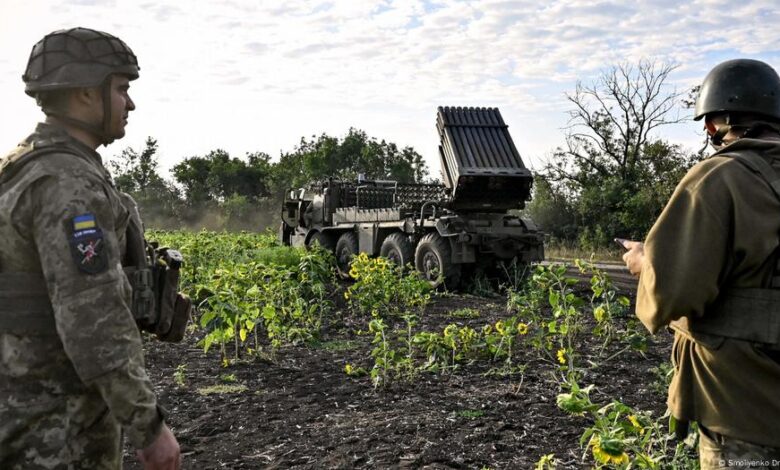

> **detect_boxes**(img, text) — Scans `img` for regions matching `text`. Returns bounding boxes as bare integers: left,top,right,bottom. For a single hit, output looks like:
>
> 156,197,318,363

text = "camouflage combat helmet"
694,59,780,122
23,27,139,96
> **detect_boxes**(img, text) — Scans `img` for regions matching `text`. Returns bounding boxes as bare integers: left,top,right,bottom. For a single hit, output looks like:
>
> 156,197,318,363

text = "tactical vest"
0,136,190,342
0,140,147,335
687,149,780,350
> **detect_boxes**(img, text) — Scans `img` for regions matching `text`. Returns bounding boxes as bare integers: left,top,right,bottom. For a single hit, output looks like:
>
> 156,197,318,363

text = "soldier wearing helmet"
0,28,181,469
622,59,780,468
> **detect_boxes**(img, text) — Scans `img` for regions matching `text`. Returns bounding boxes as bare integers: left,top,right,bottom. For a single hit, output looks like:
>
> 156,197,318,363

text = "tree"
270,128,429,199
109,137,183,228
110,137,164,193
532,60,701,248
110,130,429,230
525,176,578,242
171,149,273,203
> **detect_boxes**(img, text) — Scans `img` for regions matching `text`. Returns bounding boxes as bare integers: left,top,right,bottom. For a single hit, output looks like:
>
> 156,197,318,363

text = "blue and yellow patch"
69,213,106,274
72,214,97,231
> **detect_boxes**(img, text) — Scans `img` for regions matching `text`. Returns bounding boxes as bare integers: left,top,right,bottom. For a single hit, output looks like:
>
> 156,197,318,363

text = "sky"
2,0,780,179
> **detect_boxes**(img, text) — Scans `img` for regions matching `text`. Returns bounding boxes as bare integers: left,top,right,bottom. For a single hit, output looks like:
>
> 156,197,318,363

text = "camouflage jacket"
636,137,780,446
0,123,163,449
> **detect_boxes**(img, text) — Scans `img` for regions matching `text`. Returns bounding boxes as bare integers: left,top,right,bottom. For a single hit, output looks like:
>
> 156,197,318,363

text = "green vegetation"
150,230,335,360
173,364,187,388
544,240,624,263
314,340,360,351
197,383,249,395
147,229,695,468
457,409,485,419
526,61,703,249
111,129,429,231
449,307,481,319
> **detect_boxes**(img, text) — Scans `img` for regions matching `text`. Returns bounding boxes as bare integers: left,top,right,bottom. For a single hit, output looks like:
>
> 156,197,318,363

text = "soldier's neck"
45,116,102,150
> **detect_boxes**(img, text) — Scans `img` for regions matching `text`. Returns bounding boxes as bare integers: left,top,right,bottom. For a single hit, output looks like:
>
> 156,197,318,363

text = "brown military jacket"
0,123,162,462
637,137,780,447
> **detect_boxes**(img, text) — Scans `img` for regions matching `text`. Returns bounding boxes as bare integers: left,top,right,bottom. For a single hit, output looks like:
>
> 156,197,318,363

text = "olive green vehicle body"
279,107,544,287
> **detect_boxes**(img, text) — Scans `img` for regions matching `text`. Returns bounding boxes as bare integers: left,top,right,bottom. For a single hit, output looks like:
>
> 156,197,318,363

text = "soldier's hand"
620,240,645,276
137,423,181,470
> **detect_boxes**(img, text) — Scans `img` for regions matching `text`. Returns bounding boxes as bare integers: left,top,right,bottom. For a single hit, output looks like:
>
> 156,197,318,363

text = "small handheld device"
614,238,629,249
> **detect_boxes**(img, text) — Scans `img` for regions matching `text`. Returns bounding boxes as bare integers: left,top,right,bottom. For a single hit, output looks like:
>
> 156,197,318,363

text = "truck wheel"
307,231,335,251
335,232,359,279
414,233,460,289
380,232,414,268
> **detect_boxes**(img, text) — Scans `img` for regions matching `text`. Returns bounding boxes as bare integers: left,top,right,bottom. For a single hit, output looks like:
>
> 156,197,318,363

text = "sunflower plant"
346,253,431,318
558,379,699,469
576,259,647,357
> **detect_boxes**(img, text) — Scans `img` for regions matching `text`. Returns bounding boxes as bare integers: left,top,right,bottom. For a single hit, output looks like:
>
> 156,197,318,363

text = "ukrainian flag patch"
72,214,97,231
69,213,106,274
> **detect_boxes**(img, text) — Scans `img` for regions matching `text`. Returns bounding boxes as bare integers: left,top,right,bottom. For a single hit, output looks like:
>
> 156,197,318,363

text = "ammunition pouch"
154,248,191,342
123,248,192,343
128,267,155,328
122,193,192,342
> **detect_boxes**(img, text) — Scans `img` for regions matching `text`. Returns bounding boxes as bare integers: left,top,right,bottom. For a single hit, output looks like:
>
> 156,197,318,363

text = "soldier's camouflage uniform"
0,123,164,469
636,138,780,468
700,426,780,469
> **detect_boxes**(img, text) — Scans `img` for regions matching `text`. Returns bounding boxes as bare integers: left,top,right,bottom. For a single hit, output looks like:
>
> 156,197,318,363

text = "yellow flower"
593,306,606,322
591,436,629,465
628,415,644,434
556,348,566,364
495,320,505,335
517,323,529,335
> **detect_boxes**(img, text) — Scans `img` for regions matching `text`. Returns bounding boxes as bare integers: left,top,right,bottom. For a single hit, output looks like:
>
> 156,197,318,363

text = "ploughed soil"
123,274,672,469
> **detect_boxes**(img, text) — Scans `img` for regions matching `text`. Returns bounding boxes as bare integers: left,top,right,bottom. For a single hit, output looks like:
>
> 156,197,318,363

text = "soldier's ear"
704,116,718,136
72,86,101,108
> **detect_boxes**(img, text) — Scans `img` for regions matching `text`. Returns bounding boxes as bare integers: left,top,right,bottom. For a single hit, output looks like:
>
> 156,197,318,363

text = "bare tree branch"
553,59,683,187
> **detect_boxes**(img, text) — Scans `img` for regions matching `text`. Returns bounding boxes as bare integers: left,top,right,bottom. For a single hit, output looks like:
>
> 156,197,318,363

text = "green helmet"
694,59,780,121
23,27,139,96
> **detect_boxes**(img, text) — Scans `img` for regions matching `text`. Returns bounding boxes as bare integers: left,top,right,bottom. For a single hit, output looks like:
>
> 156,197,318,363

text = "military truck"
279,106,544,288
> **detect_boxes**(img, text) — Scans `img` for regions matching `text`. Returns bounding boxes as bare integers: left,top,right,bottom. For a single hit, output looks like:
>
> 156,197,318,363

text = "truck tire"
379,232,414,268
307,231,335,251
335,232,359,279
415,233,460,289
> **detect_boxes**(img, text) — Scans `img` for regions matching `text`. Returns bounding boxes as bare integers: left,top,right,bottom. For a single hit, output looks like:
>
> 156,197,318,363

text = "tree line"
109,128,429,231
111,60,701,248
526,60,703,249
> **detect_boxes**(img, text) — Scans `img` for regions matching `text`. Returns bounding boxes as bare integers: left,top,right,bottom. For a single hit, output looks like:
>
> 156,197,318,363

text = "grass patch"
544,240,624,262
313,340,360,351
197,384,248,395
450,308,481,319
458,409,485,419
249,246,303,268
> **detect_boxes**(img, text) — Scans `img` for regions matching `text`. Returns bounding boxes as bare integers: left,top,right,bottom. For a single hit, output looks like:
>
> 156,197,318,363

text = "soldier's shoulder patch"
68,214,107,274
